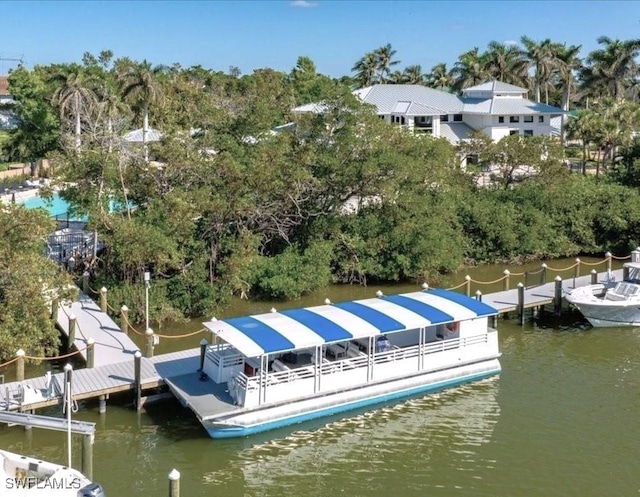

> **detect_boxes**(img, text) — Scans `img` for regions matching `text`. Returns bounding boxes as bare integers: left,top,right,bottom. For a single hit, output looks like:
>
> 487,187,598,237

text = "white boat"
565,262,640,327
168,288,501,439
0,448,104,496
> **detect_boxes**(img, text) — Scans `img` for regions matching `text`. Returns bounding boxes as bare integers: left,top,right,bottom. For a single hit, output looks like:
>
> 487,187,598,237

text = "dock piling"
590,269,597,285
540,263,547,285
82,433,94,480
517,283,524,325
82,271,90,294
99,287,107,313
503,269,510,291
86,338,95,368
554,276,563,315
68,314,77,351
16,349,25,382
475,290,482,301
168,469,180,497
575,258,581,279
465,275,471,296
145,328,154,358
134,351,142,410
606,251,612,272
98,395,106,414
120,305,129,336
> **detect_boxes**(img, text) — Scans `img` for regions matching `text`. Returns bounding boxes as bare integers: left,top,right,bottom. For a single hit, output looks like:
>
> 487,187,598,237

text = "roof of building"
123,127,163,143
203,288,498,357
356,85,463,114
463,81,528,94
440,122,476,142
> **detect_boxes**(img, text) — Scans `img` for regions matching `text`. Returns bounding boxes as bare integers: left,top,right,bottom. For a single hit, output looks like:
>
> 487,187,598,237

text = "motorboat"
0,448,104,496
565,262,640,327
167,288,501,438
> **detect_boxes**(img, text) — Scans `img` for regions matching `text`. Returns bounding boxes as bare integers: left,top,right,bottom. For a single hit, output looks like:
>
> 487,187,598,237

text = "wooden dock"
0,266,626,415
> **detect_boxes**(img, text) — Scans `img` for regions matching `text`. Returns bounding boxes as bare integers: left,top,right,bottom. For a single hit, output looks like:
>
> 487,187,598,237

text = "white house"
293,81,564,144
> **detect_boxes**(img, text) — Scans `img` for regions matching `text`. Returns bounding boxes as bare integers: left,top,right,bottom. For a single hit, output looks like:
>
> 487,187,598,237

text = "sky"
1,1,640,77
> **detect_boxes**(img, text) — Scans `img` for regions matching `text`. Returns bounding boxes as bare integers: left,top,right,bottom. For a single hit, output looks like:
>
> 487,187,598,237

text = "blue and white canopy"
203,289,498,358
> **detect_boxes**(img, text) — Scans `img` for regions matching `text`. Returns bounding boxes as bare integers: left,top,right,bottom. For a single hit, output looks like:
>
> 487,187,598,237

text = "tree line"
1,37,640,359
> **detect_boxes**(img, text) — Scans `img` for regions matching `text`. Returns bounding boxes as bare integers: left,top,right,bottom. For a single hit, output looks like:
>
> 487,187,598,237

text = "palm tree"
373,43,401,83
426,63,453,90
565,110,604,175
484,41,528,86
450,48,490,92
119,60,164,162
520,36,557,103
49,66,98,151
582,36,640,102
352,52,378,88
402,65,425,85
553,43,583,143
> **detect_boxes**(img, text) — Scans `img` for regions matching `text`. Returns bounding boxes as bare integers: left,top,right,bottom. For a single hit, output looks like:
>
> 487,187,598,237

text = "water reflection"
207,379,501,496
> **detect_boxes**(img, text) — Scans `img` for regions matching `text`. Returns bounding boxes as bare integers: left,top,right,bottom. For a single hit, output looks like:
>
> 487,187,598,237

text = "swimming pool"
21,193,87,221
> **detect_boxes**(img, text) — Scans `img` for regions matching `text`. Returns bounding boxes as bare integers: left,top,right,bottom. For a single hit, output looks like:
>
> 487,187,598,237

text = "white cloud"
290,0,318,7
504,40,519,46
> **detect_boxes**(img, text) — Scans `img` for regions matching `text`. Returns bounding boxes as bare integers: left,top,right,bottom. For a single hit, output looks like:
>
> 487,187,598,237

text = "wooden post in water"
82,271,90,294
68,314,77,351
517,283,525,325
540,263,547,285
82,433,94,480
465,275,471,296
100,287,107,313
199,338,208,371
120,305,129,336
134,351,142,410
145,328,154,358
168,469,180,497
606,251,612,272
98,395,106,414
632,248,640,263
86,338,95,368
575,258,581,279
51,297,59,322
554,276,563,315
503,269,510,291
590,269,597,285
475,290,482,301
16,349,25,382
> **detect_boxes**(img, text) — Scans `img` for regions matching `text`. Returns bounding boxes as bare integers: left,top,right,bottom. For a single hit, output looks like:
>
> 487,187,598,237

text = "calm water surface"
2,257,639,496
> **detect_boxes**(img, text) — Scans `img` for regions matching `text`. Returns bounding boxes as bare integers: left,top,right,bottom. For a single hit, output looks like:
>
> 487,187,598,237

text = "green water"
2,257,639,496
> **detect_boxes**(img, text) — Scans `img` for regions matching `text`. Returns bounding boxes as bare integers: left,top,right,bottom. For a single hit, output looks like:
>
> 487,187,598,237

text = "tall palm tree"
582,36,640,102
553,43,583,143
426,63,453,90
484,41,528,86
119,60,164,162
373,43,401,83
520,36,557,103
450,48,490,92
351,52,378,88
565,110,604,175
402,65,425,85
49,66,98,151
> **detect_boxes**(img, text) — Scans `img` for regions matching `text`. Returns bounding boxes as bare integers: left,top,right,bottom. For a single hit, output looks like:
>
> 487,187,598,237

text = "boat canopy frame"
203,289,498,358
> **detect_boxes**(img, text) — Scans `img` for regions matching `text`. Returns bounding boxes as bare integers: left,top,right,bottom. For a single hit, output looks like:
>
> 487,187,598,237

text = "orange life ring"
446,322,459,334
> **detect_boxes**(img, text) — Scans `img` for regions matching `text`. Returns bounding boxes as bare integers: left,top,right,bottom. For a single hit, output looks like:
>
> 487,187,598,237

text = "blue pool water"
21,193,87,221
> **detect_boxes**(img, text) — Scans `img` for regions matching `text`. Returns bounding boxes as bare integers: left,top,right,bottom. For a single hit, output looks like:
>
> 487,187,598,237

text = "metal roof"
203,289,498,357
358,85,463,114
464,81,528,94
440,122,476,142
123,127,163,143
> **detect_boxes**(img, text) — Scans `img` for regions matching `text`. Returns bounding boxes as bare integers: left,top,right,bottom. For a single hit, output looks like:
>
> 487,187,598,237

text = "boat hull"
204,358,501,438
566,284,640,327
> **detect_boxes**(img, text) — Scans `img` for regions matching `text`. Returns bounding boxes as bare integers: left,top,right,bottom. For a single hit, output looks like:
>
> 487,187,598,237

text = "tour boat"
0,448,104,496
167,288,501,439
565,262,640,327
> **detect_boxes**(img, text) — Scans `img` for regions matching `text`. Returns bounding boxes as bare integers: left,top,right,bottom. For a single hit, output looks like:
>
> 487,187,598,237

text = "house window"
498,116,504,123
524,130,534,136
538,115,544,123
524,116,534,123
453,114,463,122
441,114,449,122
509,130,519,136
379,115,385,120
401,116,406,125
509,116,519,123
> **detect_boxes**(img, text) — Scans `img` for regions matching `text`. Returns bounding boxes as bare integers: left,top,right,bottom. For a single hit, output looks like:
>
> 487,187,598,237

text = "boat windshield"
626,266,640,283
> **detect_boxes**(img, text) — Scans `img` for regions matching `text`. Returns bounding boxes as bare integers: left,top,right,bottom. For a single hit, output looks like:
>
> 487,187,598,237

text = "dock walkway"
0,266,626,414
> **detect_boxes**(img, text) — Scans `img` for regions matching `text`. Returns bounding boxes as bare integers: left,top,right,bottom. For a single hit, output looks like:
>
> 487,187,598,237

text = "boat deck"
164,374,237,419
